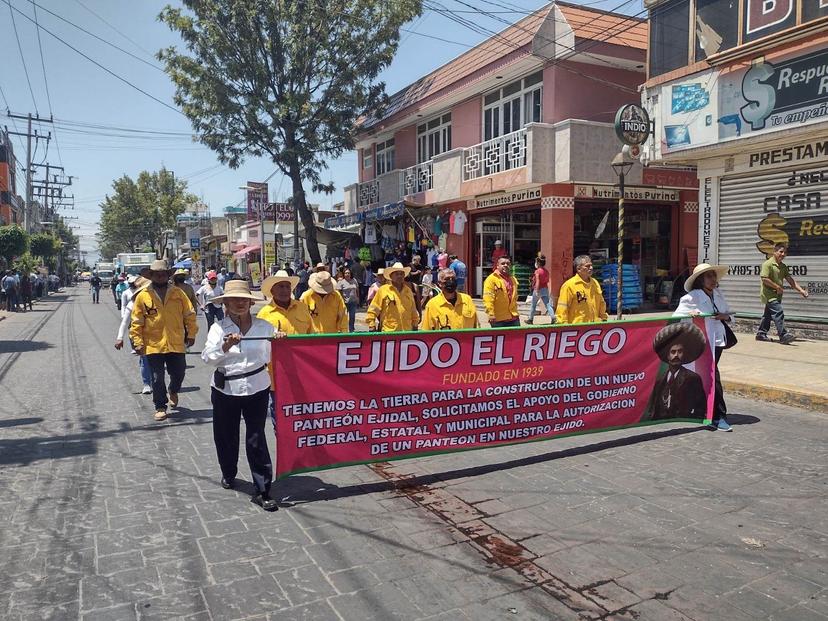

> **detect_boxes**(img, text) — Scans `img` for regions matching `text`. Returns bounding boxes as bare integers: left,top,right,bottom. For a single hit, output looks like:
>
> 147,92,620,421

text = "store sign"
261,202,295,222
642,167,699,188
473,187,541,209
614,104,651,145
246,181,269,220
189,238,200,249
701,177,715,263
574,185,679,202
264,241,276,268
748,139,828,170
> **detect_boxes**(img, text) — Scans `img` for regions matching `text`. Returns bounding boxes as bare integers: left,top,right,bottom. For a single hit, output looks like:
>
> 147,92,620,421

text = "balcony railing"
357,180,379,208
462,128,528,181
400,160,433,195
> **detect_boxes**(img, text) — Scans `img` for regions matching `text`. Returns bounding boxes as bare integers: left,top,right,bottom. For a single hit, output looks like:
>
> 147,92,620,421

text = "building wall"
451,96,483,148
545,62,643,125
395,125,417,170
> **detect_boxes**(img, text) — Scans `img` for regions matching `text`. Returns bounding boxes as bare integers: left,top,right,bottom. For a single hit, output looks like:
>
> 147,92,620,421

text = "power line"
401,28,475,48
8,0,39,113
2,0,183,116
71,0,158,60
30,0,63,167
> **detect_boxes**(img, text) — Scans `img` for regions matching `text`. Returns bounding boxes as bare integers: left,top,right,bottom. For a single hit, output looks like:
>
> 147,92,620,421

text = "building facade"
642,0,828,321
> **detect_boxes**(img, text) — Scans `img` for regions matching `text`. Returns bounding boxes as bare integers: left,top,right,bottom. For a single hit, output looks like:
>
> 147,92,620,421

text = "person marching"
114,275,129,311
527,254,556,325
173,269,199,312
197,270,225,330
90,271,102,304
366,268,385,305
300,271,348,333
202,279,278,512
421,268,479,331
555,255,608,324
257,270,315,335
130,260,198,421
365,262,419,332
483,256,520,327
115,276,153,394
336,268,360,332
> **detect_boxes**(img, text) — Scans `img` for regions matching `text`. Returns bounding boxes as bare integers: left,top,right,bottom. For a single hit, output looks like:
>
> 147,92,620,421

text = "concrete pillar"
540,184,575,299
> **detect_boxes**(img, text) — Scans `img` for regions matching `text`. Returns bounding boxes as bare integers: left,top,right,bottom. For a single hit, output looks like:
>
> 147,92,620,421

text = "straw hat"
309,271,335,295
149,259,169,272
173,268,189,277
262,270,300,299
384,262,410,278
653,322,707,364
211,279,262,303
134,276,151,292
127,274,139,284
684,263,728,292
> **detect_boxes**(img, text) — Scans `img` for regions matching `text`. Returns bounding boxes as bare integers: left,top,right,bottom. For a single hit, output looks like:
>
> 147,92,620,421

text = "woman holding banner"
202,279,278,512
674,263,734,432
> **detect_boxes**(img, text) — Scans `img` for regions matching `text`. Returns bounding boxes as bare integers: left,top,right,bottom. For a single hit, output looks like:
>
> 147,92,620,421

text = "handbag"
712,299,738,349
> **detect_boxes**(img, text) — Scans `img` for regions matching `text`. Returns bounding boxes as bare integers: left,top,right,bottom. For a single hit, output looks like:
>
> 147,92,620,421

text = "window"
482,70,543,141
362,148,372,171
649,0,690,78
695,0,738,61
375,138,395,176
417,113,451,163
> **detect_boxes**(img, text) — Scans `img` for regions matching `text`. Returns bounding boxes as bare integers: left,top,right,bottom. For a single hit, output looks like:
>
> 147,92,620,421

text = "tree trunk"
288,163,321,265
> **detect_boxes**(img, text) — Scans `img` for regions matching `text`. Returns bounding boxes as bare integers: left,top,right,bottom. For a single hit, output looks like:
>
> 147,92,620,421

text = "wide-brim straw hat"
134,276,151,292
684,263,728,292
384,262,410,278
212,279,262,303
653,322,707,364
262,270,300,299
309,271,335,295
173,268,189,277
149,259,169,273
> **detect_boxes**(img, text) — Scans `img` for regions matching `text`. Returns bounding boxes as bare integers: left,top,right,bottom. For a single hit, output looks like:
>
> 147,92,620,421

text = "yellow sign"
249,262,261,287
192,251,200,261
264,241,276,269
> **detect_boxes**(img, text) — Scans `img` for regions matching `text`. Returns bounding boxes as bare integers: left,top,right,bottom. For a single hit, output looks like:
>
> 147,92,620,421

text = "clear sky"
0,0,642,263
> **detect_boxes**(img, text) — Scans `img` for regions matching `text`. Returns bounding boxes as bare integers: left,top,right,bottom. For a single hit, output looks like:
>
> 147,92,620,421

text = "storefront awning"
233,244,261,259
324,201,406,230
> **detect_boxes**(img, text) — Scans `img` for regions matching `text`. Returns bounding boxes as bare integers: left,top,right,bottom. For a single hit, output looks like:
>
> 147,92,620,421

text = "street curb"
723,380,828,412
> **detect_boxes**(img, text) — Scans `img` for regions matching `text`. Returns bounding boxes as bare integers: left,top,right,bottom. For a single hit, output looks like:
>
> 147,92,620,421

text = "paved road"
0,289,826,620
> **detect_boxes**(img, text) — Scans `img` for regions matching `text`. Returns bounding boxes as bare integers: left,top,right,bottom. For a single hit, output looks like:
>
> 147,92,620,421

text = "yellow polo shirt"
555,275,608,324
365,283,419,332
483,272,519,322
257,299,315,335
130,286,198,354
421,292,479,330
299,290,348,333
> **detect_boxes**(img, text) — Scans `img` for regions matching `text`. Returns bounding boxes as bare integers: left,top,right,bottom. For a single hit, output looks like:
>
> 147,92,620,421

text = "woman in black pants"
201,279,278,511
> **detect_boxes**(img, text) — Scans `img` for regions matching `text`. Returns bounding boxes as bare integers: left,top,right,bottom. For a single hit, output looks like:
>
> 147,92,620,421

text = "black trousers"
211,387,272,494
713,346,727,424
146,353,186,410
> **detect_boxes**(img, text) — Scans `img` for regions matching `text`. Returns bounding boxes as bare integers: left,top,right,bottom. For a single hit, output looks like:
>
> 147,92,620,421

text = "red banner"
272,318,715,478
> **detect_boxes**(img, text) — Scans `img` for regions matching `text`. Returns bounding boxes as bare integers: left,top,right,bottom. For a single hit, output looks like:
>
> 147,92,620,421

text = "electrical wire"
30,0,63,167
8,0,39,113
71,0,158,60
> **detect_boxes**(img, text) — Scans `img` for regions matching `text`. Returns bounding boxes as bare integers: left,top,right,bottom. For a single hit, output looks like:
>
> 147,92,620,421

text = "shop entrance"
472,209,540,296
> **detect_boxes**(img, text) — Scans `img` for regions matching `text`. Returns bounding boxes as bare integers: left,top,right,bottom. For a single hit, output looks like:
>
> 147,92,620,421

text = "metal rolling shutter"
718,165,828,321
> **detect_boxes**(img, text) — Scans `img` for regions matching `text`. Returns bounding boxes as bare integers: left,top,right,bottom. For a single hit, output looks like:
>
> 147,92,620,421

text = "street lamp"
610,149,635,321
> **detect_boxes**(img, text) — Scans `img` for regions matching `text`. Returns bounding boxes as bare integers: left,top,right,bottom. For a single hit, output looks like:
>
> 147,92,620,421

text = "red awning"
233,244,261,259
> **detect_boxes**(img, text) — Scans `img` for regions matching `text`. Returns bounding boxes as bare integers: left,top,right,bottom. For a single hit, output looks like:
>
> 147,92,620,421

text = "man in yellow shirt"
257,271,315,335
556,255,608,324
421,268,480,330
299,271,347,333
130,259,198,421
483,256,520,327
366,262,419,332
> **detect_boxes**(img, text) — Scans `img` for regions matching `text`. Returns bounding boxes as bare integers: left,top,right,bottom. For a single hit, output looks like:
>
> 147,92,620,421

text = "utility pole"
7,113,53,231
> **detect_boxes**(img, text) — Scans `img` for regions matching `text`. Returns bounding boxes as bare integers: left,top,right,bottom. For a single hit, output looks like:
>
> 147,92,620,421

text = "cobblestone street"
1,290,826,620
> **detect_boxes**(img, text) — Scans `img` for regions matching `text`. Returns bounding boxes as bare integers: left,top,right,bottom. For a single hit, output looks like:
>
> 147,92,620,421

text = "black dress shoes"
220,477,234,490
251,493,278,511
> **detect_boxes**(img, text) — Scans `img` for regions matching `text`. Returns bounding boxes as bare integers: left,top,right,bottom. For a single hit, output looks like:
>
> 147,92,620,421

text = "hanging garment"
453,211,468,235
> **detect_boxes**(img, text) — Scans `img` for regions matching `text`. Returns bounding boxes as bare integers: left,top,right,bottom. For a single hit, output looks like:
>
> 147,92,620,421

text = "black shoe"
251,493,278,511
220,477,234,490
780,333,796,345
755,334,770,341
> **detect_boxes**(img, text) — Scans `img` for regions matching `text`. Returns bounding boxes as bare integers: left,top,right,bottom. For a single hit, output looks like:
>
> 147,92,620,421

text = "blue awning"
172,259,193,269
324,201,405,230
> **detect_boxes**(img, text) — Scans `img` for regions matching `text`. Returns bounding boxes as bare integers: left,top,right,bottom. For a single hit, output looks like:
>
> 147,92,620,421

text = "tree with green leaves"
96,168,196,258
30,233,60,261
158,0,421,264
0,225,29,268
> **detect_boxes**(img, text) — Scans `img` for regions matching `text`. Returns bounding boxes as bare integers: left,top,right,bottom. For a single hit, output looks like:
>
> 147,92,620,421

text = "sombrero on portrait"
653,322,707,363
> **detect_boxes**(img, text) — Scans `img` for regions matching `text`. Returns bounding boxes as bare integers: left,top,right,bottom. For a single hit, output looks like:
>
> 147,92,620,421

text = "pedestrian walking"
361,263,375,306
217,267,228,287
483,256,520,327
300,271,347,333
257,270,315,335
90,272,102,304
366,268,384,305
197,270,225,330
115,275,129,311
407,254,424,311
756,243,809,344
336,268,360,331
173,269,199,313
366,262,419,332
421,268,479,330
555,255,608,324
115,276,153,394
491,240,507,266
527,255,557,325
110,275,119,305
19,273,33,312
674,263,735,431
202,279,278,511
294,262,310,299
129,260,198,421
449,255,467,292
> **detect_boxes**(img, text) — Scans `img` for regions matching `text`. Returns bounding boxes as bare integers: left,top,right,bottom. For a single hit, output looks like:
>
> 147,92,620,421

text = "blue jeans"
139,355,152,386
757,300,787,338
91,287,100,303
346,302,357,332
491,318,520,328
205,305,224,330
528,288,556,322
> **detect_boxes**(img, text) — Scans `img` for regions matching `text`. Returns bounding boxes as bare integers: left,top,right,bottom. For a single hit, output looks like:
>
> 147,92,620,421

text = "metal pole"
616,170,624,321
25,115,32,231
292,207,299,265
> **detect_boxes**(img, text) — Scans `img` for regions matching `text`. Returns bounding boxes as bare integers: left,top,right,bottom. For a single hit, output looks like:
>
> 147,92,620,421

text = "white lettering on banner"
474,187,542,209
574,185,679,202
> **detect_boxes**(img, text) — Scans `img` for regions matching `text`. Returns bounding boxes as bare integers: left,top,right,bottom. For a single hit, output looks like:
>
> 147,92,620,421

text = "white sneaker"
141,385,152,394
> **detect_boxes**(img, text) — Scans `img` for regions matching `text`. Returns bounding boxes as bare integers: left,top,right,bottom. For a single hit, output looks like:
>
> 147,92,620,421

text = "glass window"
362,149,372,170
649,0,690,78
695,0,738,60
375,139,395,176
483,72,543,139
524,71,543,88
417,114,451,163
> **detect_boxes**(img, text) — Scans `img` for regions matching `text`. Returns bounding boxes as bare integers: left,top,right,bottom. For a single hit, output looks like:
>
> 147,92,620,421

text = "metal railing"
400,160,433,195
462,128,528,181
357,180,379,208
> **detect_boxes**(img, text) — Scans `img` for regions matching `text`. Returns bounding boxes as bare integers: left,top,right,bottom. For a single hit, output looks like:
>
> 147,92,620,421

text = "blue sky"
0,0,642,262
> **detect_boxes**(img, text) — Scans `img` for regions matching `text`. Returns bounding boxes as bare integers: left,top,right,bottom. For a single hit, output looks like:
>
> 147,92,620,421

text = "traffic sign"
190,238,200,249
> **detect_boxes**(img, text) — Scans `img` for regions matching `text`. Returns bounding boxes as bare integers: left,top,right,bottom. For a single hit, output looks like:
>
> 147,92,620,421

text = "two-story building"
0,132,24,227
642,0,828,322
336,1,701,303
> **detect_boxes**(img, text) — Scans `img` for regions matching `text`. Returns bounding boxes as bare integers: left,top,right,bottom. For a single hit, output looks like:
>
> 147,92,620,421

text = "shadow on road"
0,416,44,428
0,340,54,353
728,413,760,426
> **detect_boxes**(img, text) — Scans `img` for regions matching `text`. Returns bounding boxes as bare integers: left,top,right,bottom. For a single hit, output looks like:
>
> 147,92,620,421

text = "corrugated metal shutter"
718,165,828,321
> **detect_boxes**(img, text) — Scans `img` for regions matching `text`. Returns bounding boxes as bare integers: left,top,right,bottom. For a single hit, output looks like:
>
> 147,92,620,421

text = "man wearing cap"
300,271,348,333
483,256,520,327
491,240,507,266
366,262,419,332
197,270,224,330
257,270,315,335
556,255,608,324
115,275,129,311
421,268,479,331
641,322,707,421
130,260,198,421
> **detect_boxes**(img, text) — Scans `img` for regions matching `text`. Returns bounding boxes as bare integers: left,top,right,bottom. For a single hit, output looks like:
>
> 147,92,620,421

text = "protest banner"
271,317,715,478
